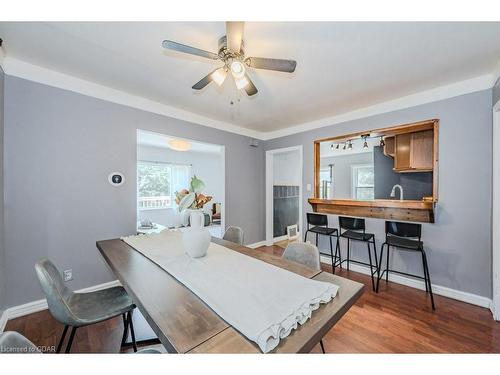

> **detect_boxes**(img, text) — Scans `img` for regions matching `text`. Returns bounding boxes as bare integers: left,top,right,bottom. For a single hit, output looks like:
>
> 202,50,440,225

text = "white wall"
137,144,224,227
273,150,301,186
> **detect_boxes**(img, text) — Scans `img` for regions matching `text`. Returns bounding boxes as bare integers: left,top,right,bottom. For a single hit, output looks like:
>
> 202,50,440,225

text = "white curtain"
171,164,192,210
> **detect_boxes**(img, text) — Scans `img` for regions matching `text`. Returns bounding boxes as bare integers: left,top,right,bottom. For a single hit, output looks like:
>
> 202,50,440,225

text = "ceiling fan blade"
192,69,218,90
226,22,244,53
245,57,297,73
162,40,219,60
244,73,258,96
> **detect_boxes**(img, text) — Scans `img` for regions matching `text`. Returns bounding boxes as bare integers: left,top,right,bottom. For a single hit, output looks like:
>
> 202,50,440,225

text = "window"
137,161,191,210
319,166,333,199
351,165,374,200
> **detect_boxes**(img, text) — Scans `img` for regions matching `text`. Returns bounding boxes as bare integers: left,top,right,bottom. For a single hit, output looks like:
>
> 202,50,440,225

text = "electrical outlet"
63,269,73,282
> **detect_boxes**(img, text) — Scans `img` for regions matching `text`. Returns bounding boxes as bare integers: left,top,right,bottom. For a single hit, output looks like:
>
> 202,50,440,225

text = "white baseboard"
249,234,300,249
0,280,121,333
320,255,492,309
247,240,267,249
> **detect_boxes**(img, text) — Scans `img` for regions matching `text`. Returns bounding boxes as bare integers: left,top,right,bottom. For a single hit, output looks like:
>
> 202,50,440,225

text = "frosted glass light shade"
168,139,192,152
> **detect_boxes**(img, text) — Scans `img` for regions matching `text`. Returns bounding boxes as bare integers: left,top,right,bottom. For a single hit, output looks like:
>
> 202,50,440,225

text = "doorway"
265,146,303,246
493,101,500,320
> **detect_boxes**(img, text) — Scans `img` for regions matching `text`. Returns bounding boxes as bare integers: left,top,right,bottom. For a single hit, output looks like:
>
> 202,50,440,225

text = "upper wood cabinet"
387,129,434,172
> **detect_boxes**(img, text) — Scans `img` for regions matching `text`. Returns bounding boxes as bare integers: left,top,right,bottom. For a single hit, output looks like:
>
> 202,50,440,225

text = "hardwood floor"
4,244,500,353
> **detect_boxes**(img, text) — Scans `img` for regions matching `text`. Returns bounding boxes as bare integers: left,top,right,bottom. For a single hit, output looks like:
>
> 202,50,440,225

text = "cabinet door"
410,130,433,170
394,133,411,170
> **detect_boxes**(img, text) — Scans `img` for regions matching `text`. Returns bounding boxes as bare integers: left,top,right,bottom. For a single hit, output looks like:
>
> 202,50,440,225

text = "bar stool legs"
377,244,436,310
422,250,435,310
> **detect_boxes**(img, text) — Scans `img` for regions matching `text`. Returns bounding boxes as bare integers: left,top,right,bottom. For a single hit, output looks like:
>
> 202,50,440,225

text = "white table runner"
122,230,338,353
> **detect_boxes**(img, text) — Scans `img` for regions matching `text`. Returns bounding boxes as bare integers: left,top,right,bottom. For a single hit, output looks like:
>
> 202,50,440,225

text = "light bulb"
211,68,227,86
234,75,249,89
230,60,245,78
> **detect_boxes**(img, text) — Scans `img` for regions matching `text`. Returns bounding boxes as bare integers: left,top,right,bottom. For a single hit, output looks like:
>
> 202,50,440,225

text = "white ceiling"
137,129,223,154
1,22,500,134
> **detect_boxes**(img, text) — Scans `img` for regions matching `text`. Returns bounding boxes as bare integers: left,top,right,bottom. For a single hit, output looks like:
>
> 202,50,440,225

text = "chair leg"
367,241,375,292
304,230,309,243
421,252,429,293
128,310,138,352
372,239,379,272
316,233,318,247
56,325,69,353
385,244,390,282
120,313,129,347
347,239,350,271
376,243,384,293
65,327,77,353
422,251,436,310
329,236,335,274
320,339,325,353
336,236,342,269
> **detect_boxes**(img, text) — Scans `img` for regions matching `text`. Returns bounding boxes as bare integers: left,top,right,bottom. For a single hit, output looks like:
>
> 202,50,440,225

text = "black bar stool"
376,221,435,310
337,216,378,291
304,213,341,274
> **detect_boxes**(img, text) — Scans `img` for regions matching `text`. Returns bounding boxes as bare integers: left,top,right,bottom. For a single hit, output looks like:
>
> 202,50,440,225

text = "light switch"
306,183,312,192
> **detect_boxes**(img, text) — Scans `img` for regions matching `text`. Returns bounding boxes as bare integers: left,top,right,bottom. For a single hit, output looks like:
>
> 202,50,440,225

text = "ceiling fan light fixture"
168,139,192,152
211,68,227,86
230,60,246,78
234,75,249,89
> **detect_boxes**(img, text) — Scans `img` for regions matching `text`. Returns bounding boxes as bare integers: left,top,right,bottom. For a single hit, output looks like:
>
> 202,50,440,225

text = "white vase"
179,209,191,227
182,211,210,258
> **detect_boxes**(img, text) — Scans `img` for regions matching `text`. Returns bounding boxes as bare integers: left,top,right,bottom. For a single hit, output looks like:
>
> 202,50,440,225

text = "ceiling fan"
162,22,297,96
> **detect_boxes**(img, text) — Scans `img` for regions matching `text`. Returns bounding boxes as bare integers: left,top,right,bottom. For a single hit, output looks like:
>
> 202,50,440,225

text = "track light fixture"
380,136,385,147
348,141,353,150
343,142,347,150
363,136,368,149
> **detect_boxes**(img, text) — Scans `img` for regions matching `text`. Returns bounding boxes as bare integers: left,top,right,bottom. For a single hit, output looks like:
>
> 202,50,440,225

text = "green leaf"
178,192,196,212
190,175,205,194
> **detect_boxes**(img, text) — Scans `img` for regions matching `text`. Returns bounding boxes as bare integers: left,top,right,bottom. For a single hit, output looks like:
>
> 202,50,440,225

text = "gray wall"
265,89,493,298
3,76,265,308
494,77,500,107
0,65,5,314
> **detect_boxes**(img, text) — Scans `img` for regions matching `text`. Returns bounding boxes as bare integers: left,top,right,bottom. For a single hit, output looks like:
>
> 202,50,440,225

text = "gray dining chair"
282,242,321,271
0,331,41,354
35,258,137,353
281,242,326,353
223,226,244,245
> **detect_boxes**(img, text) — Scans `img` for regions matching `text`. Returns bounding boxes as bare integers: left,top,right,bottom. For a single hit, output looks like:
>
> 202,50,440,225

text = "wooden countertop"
308,198,434,210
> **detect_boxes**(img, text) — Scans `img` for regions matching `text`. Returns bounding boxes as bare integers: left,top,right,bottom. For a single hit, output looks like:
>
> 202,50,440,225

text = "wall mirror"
309,119,439,223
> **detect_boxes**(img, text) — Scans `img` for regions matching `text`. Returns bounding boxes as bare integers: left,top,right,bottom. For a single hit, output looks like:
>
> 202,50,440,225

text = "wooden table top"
96,236,364,353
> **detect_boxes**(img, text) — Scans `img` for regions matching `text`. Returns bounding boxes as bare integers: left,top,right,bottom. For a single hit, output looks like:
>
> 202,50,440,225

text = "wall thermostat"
108,172,124,186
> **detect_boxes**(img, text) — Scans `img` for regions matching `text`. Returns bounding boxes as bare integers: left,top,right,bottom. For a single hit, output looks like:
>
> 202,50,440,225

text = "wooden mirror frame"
309,119,439,223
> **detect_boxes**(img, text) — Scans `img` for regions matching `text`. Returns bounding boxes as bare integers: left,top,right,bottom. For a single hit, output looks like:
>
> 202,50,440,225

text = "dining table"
96,236,364,353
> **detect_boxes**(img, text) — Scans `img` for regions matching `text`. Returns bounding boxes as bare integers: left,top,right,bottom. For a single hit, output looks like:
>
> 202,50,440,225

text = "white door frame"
493,100,500,320
265,145,303,246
